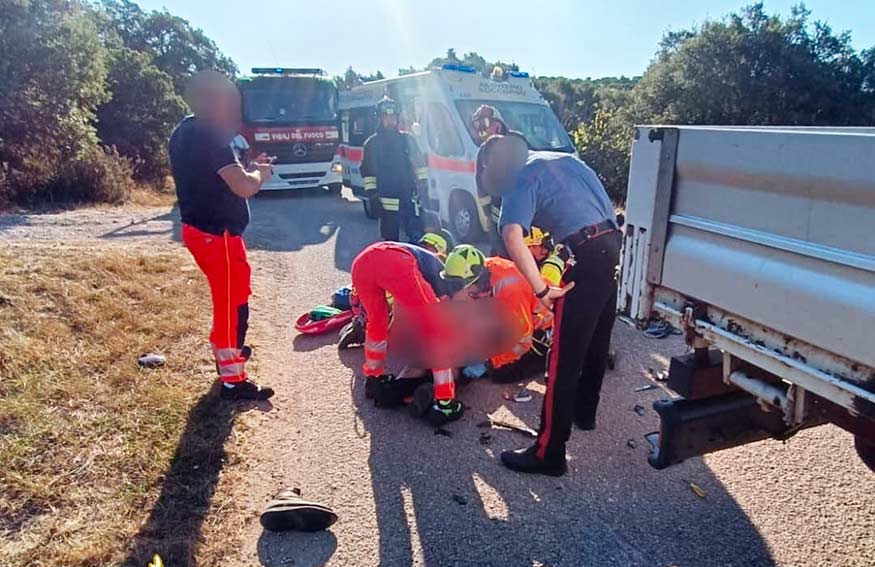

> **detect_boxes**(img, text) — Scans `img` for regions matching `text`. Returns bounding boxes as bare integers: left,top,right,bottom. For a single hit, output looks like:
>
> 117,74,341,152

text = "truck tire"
362,198,378,220
855,435,875,472
449,192,484,243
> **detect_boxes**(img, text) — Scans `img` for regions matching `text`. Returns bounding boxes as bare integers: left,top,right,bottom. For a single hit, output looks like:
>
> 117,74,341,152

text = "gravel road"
3,190,874,567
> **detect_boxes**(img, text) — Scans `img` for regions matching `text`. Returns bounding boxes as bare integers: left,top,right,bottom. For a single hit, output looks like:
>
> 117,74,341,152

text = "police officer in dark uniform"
361,97,429,242
472,104,514,257
479,134,620,476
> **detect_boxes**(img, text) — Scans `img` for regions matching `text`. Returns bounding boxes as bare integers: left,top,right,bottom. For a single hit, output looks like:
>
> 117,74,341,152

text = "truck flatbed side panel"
655,127,875,368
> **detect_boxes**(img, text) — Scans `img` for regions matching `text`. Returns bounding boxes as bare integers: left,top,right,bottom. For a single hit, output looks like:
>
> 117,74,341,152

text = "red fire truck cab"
237,68,342,191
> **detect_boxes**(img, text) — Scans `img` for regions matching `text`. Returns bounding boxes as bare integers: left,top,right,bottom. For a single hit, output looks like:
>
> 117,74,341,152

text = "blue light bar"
442,63,477,74
508,71,530,78
250,67,325,76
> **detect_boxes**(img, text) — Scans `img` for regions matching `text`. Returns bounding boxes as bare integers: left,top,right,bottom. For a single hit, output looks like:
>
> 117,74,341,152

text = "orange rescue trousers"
351,242,455,401
182,223,251,383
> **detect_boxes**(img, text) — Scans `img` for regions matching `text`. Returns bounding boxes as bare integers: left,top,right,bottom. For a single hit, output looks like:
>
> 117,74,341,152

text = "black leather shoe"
220,379,274,401
501,444,567,477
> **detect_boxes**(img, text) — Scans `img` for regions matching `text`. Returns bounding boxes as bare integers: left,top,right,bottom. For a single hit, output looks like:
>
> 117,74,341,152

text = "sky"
136,0,875,80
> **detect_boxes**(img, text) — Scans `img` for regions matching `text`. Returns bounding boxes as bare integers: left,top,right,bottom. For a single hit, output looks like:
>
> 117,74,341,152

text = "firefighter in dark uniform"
479,134,620,477
361,97,429,242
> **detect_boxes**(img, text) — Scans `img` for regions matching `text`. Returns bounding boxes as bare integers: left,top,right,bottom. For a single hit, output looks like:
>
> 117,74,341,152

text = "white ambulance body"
338,65,575,239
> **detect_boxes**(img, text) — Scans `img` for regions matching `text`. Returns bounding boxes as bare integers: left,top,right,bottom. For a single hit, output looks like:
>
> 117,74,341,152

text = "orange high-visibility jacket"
485,257,553,369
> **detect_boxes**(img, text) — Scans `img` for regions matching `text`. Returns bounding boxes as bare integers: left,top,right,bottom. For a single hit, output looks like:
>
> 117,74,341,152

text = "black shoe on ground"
500,444,567,477
427,399,464,426
220,379,274,401
574,416,596,431
241,345,253,361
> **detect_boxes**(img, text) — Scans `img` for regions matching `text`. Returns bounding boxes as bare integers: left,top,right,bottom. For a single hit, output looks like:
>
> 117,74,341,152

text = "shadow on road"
257,530,338,567
340,326,778,567
122,382,237,567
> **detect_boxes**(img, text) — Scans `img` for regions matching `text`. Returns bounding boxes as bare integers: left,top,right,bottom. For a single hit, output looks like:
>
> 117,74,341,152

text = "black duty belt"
563,219,619,249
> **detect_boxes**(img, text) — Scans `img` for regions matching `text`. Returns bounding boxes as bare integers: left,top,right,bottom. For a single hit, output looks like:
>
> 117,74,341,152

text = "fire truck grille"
254,142,337,165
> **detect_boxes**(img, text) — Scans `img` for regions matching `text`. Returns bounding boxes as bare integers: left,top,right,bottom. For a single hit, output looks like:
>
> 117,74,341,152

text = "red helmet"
471,105,508,144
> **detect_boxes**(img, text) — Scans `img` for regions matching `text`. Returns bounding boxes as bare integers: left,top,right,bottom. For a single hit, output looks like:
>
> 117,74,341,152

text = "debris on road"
626,439,637,449
513,387,532,403
434,427,453,438
648,367,668,382
634,384,659,392
689,482,707,499
480,417,538,438
479,432,492,445
452,494,468,506
607,350,617,370
138,352,166,368
633,404,646,416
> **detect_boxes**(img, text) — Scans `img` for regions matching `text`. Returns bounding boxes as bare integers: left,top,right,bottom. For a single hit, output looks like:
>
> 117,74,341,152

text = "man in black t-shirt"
168,70,274,401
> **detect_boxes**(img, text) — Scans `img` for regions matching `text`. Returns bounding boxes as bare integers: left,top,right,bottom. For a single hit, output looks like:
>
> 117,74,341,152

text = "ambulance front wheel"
449,192,484,243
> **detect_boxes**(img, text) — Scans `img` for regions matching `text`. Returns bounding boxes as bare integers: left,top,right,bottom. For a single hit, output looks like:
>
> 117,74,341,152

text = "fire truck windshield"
455,100,574,153
241,78,337,124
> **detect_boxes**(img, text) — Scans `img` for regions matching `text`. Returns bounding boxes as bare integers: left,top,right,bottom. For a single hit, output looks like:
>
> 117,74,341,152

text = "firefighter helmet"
472,104,508,143
523,226,555,250
419,232,449,257
377,96,399,117
441,244,488,289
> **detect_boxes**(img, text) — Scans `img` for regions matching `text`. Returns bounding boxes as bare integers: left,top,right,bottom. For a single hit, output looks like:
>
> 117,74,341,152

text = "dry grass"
0,244,236,566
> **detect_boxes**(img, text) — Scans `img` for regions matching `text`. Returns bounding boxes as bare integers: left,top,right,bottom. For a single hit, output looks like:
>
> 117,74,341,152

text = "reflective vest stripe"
380,197,400,211
415,167,429,180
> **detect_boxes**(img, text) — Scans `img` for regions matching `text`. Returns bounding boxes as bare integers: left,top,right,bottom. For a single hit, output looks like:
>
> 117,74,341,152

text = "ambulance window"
426,103,464,157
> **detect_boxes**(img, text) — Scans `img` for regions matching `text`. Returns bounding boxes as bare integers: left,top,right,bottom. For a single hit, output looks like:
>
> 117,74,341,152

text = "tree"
0,0,110,203
99,0,237,94
334,67,384,89
96,47,187,180
632,3,875,126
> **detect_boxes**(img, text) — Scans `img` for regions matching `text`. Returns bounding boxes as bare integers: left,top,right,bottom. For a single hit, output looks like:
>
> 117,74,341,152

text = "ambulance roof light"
250,67,326,76
508,71,530,78
441,63,477,74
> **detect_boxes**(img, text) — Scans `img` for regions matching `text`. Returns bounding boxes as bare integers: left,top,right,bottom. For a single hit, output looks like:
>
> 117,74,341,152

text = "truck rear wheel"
449,192,484,243
855,435,875,472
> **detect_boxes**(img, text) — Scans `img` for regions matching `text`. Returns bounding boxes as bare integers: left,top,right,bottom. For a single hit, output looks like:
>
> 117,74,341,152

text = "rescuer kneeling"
351,241,463,425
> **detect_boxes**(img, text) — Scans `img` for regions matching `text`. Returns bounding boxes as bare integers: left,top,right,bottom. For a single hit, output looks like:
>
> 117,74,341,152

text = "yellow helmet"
524,227,548,247
419,232,448,257
441,244,487,288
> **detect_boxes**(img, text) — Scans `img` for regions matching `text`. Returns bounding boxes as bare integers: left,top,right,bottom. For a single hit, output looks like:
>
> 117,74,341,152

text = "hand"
538,281,575,309
252,152,273,165
254,159,273,178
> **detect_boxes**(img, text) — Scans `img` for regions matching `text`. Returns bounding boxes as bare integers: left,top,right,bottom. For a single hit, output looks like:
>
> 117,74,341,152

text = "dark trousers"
536,231,621,460
379,200,424,242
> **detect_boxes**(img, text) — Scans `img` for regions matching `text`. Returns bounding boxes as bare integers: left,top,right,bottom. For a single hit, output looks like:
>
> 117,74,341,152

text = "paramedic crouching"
479,135,621,477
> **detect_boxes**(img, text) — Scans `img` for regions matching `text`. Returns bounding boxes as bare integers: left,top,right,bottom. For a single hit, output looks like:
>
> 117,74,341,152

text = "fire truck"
338,65,574,240
237,68,342,191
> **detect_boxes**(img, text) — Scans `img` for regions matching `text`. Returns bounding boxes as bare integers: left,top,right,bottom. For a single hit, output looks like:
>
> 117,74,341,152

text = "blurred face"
529,244,549,262
382,113,399,130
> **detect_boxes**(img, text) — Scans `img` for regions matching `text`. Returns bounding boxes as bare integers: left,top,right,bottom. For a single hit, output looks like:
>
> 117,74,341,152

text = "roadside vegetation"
3,2,872,209
0,245,234,566
338,4,875,201
0,0,234,209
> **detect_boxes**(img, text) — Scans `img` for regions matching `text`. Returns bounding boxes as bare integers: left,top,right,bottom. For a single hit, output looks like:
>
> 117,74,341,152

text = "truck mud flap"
646,392,801,470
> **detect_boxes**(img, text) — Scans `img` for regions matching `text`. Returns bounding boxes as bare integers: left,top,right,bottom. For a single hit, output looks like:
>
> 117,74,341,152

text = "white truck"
618,126,875,470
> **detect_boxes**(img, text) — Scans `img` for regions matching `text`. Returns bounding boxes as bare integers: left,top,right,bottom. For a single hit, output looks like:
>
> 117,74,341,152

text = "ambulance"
338,65,575,240
237,68,343,191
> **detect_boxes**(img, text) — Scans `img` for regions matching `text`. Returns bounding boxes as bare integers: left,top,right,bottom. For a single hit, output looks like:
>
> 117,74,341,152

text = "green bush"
41,146,137,205
574,108,635,203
